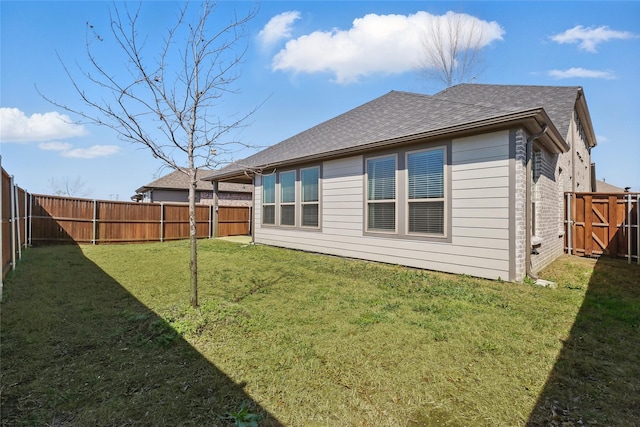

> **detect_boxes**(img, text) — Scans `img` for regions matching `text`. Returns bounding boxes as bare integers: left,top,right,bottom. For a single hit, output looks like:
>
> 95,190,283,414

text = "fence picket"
2,161,251,282
566,192,639,261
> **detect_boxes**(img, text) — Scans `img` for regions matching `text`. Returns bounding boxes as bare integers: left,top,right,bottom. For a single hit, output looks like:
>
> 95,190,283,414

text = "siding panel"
453,198,509,209
452,176,509,190
255,132,514,281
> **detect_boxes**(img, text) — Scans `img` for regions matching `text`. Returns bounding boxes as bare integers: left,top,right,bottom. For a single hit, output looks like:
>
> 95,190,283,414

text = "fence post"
208,204,213,239
14,184,21,260
92,200,97,245
9,176,15,271
160,202,164,242
624,194,633,264
566,193,572,255
637,194,639,265
28,193,33,246
24,189,28,248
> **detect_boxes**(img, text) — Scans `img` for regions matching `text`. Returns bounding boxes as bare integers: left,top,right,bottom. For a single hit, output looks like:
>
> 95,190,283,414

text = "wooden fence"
30,195,216,245
2,165,29,284
566,192,639,264
218,206,251,238
29,196,251,245
1,161,251,285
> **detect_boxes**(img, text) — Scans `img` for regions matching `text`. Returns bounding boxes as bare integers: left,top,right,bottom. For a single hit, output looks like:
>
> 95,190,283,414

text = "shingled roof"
207,84,584,181
432,84,589,142
595,179,627,193
137,169,251,193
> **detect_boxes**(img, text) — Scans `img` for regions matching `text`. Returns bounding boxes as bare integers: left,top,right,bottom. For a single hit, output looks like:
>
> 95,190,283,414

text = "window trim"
405,146,447,237
261,173,276,226
258,164,322,232
363,141,451,242
279,170,297,227
300,166,320,229
365,154,398,234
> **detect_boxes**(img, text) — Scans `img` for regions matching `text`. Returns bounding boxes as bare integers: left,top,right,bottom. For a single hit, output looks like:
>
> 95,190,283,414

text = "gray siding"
149,189,196,203
254,130,514,281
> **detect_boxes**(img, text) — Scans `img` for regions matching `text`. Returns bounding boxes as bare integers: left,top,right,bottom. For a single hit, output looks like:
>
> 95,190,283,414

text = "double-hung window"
301,167,319,227
367,155,396,232
280,171,296,226
262,174,276,225
407,148,445,235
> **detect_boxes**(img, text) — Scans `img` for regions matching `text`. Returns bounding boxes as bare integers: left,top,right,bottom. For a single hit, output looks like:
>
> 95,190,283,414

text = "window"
280,171,296,226
367,156,396,232
407,148,445,235
262,174,276,225
260,166,321,230
301,167,319,227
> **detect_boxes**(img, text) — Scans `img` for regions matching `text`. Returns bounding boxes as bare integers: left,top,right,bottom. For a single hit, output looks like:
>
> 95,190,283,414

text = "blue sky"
1,1,639,200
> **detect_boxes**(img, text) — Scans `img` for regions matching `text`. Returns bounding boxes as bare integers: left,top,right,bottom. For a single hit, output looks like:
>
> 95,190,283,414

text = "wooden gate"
217,206,250,237
566,192,639,263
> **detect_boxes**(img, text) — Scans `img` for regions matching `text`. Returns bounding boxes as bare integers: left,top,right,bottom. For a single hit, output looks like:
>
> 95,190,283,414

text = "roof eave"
208,108,569,181
575,88,597,148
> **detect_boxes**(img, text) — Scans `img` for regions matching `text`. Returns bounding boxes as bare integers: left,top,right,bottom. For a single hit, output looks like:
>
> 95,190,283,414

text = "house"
205,84,597,282
594,179,627,193
134,169,252,207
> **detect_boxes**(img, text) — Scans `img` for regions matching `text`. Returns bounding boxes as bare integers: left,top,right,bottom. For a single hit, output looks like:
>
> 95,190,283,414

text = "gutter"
525,124,548,281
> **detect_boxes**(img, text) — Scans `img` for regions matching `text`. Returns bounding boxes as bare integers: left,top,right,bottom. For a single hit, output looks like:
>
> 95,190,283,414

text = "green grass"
1,241,639,426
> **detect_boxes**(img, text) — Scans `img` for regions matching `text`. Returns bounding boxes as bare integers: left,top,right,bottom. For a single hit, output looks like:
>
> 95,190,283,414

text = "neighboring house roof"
207,85,573,181
595,179,626,193
137,169,252,194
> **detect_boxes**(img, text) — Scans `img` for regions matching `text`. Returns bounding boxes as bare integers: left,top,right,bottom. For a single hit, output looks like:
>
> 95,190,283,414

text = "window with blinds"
407,148,444,235
262,174,276,225
367,155,396,232
280,171,296,226
301,167,319,227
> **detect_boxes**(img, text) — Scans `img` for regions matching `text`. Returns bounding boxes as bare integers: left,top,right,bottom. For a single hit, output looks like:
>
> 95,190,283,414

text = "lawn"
1,239,639,426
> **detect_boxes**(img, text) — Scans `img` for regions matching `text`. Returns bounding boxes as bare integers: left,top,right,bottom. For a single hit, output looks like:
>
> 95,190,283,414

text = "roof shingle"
208,84,585,180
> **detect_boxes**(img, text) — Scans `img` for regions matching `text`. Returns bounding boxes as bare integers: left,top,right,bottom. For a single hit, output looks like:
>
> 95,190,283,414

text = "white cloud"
61,145,121,159
38,140,120,158
38,141,73,151
551,25,637,53
271,11,504,84
548,67,616,80
0,107,87,143
258,11,301,48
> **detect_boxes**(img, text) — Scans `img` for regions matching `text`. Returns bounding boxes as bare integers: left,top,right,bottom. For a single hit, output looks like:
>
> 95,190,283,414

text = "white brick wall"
530,149,564,273
514,129,527,281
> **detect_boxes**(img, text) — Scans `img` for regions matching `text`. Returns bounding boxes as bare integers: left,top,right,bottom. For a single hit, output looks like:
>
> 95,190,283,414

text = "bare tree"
41,1,260,307
48,176,92,198
418,12,487,88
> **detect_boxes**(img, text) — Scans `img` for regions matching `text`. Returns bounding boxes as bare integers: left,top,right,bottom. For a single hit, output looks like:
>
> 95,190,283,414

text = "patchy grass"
1,241,638,426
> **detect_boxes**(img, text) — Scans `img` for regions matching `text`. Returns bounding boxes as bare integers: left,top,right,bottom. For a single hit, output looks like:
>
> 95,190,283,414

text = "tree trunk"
189,178,198,308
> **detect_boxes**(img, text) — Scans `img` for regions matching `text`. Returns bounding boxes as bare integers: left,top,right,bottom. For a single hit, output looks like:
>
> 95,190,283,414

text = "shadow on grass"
0,245,282,426
527,255,640,426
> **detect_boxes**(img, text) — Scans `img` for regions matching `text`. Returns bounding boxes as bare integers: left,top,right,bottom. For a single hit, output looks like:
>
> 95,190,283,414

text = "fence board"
0,164,250,283
2,167,12,279
566,192,639,263
27,196,248,244
218,206,250,236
